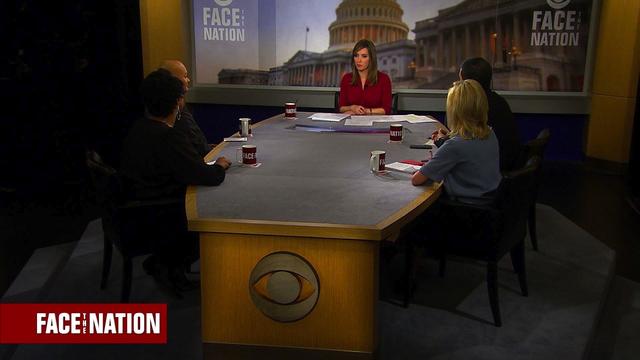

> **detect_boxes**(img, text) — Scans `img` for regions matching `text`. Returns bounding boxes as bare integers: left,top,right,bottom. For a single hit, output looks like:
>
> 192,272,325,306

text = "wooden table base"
200,232,379,359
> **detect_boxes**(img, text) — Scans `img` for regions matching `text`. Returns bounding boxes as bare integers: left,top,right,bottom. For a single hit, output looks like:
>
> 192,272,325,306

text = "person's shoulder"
341,72,353,83
377,71,391,83
488,90,511,109
487,128,499,141
132,117,166,133
440,136,463,152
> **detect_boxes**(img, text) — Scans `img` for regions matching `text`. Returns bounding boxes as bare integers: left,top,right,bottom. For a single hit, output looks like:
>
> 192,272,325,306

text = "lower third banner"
0,303,167,343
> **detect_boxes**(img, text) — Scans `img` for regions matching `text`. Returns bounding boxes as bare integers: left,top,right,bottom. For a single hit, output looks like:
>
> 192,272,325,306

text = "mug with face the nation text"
236,144,257,165
369,150,386,172
284,102,297,118
389,124,403,142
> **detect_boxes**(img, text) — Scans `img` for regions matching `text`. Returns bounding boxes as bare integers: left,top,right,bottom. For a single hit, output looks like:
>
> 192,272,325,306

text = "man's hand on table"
215,157,231,170
431,128,449,141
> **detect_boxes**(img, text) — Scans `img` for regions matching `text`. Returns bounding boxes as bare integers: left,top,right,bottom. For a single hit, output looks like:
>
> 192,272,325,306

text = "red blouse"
338,71,392,115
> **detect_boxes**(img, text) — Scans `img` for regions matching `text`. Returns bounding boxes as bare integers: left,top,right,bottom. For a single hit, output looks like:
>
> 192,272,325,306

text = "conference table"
186,112,442,359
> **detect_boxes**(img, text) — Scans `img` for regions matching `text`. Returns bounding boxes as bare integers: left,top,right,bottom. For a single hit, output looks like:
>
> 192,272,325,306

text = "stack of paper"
404,114,439,124
341,114,439,126
344,117,374,126
223,137,248,142
386,162,421,174
309,113,349,122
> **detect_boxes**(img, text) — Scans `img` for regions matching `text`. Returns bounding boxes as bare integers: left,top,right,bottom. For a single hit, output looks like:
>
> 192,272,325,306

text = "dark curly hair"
141,69,185,118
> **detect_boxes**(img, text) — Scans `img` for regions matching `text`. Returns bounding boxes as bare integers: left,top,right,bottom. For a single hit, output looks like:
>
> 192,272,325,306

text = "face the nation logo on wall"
547,0,571,10
193,0,259,84
531,0,581,46
203,0,245,41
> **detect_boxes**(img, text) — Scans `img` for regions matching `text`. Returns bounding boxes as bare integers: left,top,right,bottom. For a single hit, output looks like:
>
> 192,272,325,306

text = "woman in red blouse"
338,39,392,115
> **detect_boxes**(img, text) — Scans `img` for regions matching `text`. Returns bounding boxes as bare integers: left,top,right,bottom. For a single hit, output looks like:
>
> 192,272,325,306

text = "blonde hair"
446,79,490,140
350,39,378,86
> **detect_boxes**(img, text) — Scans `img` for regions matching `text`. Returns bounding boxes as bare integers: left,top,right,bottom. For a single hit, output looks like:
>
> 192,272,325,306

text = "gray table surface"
194,112,440,227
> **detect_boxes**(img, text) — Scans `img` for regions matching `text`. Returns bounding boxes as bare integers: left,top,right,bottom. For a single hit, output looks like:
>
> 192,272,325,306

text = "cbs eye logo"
249,252,320,322
214,0,233,6
547,0,571,9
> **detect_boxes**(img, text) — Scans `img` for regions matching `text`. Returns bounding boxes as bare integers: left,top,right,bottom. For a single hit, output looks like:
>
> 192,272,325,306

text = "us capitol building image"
218,0,591,92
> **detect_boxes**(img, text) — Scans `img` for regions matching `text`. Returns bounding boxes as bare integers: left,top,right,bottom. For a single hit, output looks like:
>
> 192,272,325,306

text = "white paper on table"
385,162,422,174
404,114,439,124
223,137,248,142
362,115,403,123
344,117,374,126
309,113,349,122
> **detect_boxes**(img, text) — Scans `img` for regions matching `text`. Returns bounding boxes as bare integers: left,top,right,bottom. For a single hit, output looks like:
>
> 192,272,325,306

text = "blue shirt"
419,130,502,201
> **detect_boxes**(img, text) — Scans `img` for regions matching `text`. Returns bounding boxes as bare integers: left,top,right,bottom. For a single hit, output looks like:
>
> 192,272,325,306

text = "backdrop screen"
192,0,594,91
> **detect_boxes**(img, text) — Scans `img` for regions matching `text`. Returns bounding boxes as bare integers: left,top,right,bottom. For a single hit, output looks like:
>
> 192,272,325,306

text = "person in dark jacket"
432,57,521,171
160,60,212,157
120,69,230,291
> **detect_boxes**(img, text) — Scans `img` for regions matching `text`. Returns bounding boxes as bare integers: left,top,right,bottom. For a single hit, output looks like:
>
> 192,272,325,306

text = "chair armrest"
438,197,497,212
119,197,184,209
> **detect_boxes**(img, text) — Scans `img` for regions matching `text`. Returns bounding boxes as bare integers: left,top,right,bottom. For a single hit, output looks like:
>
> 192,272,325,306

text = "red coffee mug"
370,150,386,172
389,124,403,142
236,145,257,165
285,102,296,118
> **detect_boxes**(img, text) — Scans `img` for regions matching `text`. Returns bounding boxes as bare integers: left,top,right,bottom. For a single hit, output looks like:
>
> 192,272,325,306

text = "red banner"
0,304,167,344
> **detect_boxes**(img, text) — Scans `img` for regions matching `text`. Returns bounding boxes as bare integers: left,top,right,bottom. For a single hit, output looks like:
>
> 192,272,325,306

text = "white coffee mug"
370,150,386,172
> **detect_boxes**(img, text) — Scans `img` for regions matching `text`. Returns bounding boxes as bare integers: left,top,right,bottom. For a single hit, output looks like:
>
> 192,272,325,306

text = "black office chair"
405,156,540,326
521,129,550,251
86,151,183,302
391,92,399,114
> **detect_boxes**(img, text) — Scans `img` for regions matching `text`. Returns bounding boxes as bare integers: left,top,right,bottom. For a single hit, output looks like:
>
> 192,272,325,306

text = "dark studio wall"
0,0,144,296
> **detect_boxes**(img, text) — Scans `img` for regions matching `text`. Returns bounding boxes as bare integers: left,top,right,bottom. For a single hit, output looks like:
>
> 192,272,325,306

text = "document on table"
345,115,406,126
386,162,422,174
368,115,406,123
404,114,439,124
344,114,438,126
344,117,374,126
223,137,248,142
309,113,349,122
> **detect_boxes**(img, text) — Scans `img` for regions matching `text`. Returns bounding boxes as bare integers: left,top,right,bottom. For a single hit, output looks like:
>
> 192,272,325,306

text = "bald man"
160,60,212,157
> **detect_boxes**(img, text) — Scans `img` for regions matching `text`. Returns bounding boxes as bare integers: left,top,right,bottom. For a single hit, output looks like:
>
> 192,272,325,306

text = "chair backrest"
86,150,122,210
86,150,157,257
391,92,399,114
494,156,541,255
525,128,550,159
523,128,549,193
500,156,541,208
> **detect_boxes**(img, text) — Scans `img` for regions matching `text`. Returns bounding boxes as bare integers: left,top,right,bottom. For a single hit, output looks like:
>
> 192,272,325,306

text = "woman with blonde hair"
338,39,392,115
412,79,501,203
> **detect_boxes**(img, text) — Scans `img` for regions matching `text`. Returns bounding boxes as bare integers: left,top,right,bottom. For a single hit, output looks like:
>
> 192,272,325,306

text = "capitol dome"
328,0,409,51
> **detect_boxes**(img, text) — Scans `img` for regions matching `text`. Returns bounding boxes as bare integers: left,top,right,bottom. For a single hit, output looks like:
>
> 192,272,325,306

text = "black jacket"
173,108,211,157
120,117,225,200
487,90,521,171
